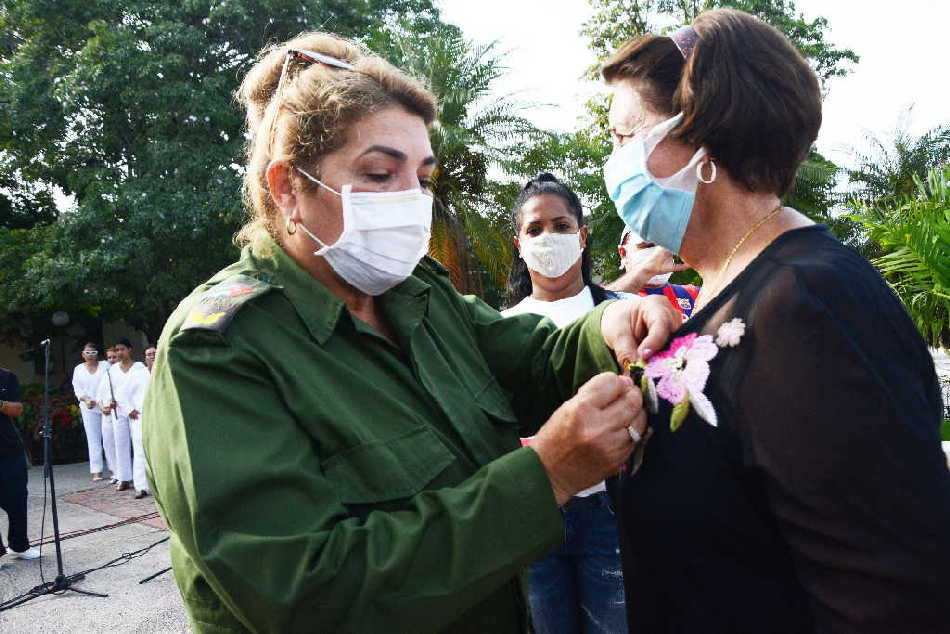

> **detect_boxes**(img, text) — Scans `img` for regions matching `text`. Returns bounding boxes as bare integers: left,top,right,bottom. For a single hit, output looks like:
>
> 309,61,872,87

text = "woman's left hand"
601,295,681,366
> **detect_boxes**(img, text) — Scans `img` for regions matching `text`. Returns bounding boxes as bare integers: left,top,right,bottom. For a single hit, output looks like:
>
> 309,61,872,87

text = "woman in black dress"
601,9,950,633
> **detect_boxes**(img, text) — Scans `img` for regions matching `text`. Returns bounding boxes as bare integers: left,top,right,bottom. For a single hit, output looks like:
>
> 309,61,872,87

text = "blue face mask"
603,113,707,254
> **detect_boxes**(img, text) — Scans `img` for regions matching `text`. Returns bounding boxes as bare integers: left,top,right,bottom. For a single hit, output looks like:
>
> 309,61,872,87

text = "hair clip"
670,25,699,60
524,173,558,189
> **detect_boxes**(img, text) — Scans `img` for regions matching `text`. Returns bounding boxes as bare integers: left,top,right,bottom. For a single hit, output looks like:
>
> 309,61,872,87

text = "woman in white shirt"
501,173,628,634
71,342,112,481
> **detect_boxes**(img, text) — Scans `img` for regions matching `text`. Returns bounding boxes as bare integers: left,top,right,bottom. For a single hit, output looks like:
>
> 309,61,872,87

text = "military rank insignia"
181,275,272,332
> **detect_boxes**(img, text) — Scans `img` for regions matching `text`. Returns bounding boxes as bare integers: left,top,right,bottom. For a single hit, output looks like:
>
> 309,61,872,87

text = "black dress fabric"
608,225,950,633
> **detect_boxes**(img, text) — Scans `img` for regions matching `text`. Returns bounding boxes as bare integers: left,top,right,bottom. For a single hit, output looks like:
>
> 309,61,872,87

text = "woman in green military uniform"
144,32,677,634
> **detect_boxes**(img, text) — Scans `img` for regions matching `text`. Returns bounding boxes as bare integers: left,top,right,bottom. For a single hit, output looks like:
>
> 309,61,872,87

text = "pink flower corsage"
640,319,746,431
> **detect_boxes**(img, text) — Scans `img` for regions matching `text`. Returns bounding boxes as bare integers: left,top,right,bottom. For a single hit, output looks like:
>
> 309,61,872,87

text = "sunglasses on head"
269,48,354,149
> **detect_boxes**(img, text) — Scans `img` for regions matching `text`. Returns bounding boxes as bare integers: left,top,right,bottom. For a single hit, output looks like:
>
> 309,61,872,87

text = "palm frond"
851,166,950,349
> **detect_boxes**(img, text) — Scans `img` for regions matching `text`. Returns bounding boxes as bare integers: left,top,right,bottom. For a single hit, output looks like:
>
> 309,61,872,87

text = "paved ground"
0,462,190,633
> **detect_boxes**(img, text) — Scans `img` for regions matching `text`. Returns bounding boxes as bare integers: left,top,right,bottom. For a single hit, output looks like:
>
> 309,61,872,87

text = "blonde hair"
234,32,438,253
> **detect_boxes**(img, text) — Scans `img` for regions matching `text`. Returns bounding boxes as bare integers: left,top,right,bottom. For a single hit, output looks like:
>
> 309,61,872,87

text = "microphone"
40,339,51,346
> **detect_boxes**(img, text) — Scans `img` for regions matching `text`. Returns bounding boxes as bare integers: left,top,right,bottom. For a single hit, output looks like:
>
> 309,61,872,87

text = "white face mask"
294,168,433,296
621,245,673,287
519,231,583,279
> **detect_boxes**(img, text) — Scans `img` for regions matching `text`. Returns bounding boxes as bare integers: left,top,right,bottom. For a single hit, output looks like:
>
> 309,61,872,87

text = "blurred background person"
71,342,111,481
0,368,39,561
130,347,153,498
502,173,628,634
98,338,148,492
609,227,699,320
143,345,156,372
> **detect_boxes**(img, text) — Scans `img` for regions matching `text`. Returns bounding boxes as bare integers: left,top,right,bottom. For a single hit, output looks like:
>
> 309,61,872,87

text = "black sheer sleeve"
733,266,950,631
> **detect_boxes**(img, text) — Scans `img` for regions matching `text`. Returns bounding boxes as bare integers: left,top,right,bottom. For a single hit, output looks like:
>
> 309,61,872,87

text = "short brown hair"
603,9,821,196
235,32,438,251
602,35,684,117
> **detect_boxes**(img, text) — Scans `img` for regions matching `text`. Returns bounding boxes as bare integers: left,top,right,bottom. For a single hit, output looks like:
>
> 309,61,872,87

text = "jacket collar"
245,237,430,346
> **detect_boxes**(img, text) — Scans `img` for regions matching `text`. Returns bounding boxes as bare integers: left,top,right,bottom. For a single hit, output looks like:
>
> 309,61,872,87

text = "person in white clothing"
129,353,152,498
71,342,112,481
98,338,148,492
144,346,156,372
501,173,628,634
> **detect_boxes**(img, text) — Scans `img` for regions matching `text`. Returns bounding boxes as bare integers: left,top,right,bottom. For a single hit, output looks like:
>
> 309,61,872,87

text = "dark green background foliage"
0,0,438,343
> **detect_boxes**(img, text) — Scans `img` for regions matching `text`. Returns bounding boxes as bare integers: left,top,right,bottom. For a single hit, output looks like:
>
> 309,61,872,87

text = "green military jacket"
144,237,618,634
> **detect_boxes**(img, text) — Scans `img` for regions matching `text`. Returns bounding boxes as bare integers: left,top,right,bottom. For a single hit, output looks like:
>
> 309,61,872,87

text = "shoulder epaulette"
418,256,451,277
180,274,273,333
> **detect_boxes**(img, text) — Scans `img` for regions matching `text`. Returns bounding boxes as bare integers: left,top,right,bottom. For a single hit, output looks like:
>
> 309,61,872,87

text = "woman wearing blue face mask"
142,31,680,634
602,9,950,633
502,173,629,634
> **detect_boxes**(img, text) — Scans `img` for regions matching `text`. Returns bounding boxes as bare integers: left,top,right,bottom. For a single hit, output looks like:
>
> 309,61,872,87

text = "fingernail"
640,348,653,359
619,375,634,387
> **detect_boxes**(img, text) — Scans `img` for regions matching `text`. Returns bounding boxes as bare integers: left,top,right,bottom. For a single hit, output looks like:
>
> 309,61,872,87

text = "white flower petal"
690,390,718,427
681,358,711,393
644,356,680,379
715,318,746,347
685,335,719,363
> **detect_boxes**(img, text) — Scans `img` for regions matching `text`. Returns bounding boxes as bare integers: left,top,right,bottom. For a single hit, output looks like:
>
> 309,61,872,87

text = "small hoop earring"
696,159,717,184
285,216,297,235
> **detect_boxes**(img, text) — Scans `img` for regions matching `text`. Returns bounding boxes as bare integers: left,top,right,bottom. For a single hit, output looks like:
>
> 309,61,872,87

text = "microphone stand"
23,340,107,601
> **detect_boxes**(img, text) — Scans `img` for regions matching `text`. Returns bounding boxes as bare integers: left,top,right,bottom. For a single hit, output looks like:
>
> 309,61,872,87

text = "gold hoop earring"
696,158,717,184
285,216,297,235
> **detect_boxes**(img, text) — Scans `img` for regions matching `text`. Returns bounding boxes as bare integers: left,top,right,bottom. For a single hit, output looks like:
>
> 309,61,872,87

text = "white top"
72,361,110,413
131,367,152,413
502,285,605,497
501,285,595,328
96,362,150,417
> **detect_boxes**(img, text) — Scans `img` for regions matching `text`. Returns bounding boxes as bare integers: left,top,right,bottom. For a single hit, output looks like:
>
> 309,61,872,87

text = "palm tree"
377,23,541,295
850,167,950,350
848,110,950,204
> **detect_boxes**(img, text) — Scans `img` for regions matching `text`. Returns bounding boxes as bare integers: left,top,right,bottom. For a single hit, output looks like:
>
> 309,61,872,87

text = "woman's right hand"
530,372,645,506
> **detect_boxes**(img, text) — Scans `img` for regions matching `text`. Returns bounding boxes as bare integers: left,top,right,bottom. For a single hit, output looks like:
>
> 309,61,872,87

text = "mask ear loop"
697,158,717,184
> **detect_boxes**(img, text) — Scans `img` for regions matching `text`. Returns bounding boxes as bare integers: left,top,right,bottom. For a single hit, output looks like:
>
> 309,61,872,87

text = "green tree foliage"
0,0,437,342
848,112,950,204
850,167,950,350
374,21,543,299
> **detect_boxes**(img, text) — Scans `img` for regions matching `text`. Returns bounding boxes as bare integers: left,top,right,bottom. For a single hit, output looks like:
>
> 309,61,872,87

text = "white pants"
101,415,117,476
130,416,148,493
78,406,106,474
111,414,132,482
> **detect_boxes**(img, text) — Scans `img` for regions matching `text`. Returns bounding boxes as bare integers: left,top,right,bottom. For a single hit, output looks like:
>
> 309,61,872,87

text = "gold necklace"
695,204,783,312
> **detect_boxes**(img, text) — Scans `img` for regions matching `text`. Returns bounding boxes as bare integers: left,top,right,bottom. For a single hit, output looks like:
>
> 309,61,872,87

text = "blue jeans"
528,491,628,634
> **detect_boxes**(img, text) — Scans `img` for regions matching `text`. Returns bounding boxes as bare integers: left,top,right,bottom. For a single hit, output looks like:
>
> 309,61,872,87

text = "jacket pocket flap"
324,426,455,504
474,378,519,425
